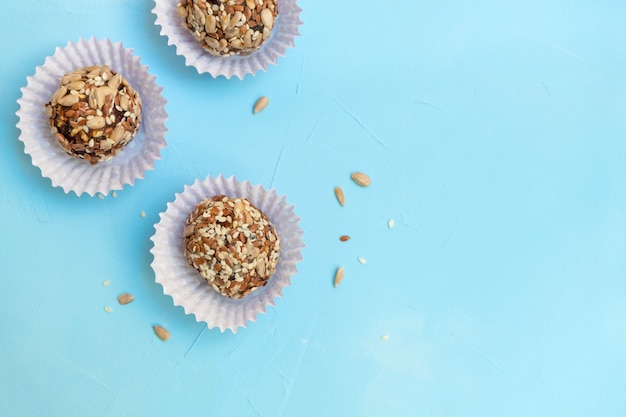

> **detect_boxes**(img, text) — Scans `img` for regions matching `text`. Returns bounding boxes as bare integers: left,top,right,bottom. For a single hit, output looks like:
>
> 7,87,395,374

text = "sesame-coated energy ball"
177,0,278,56
45,65,142,165
183,196,281,299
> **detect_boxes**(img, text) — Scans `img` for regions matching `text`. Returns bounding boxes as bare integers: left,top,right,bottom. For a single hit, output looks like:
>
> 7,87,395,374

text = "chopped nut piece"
57,94,80,107
260,8,274,29
117,293,134,305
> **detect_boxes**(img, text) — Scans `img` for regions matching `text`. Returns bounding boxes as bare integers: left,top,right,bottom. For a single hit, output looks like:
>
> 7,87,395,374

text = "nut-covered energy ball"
45,65,142,165
183,196,281,299
177,0,279,56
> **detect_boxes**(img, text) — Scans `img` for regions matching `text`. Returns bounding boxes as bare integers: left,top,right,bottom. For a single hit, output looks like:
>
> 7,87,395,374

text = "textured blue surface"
2,1,626,416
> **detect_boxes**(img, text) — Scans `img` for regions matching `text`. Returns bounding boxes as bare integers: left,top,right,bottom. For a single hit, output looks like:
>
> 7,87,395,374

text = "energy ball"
45,65,142,165
183,196,281,299
177,0,278,56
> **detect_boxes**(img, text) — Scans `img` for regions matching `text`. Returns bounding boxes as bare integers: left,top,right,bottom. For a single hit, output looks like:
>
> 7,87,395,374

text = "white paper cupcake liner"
16,38,168,197
150,175,305,333
152,0,302,79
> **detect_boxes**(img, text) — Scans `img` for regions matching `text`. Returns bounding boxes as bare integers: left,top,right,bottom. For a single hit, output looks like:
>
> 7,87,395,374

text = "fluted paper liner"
152,0,302,79
150,175,305,333
16,38,168,196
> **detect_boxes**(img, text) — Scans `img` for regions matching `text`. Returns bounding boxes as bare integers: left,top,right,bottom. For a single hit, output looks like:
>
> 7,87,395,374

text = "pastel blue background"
2,1,626,416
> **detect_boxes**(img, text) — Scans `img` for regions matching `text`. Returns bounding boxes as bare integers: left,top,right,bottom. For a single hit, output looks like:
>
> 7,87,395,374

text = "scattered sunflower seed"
253,96,269,114
117,293,134,305
153,325,170,341
334,186,345,206
351,172,371,187
333,266,345,288
339,235,350,242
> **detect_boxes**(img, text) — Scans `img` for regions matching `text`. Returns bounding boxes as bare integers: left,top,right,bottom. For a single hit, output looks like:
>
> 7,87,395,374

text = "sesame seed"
104,306,112,313
358,257,367,264
102,280,111,286
388,219,395,229
97,193,105,200
140,211,146,218
380,335,389,341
